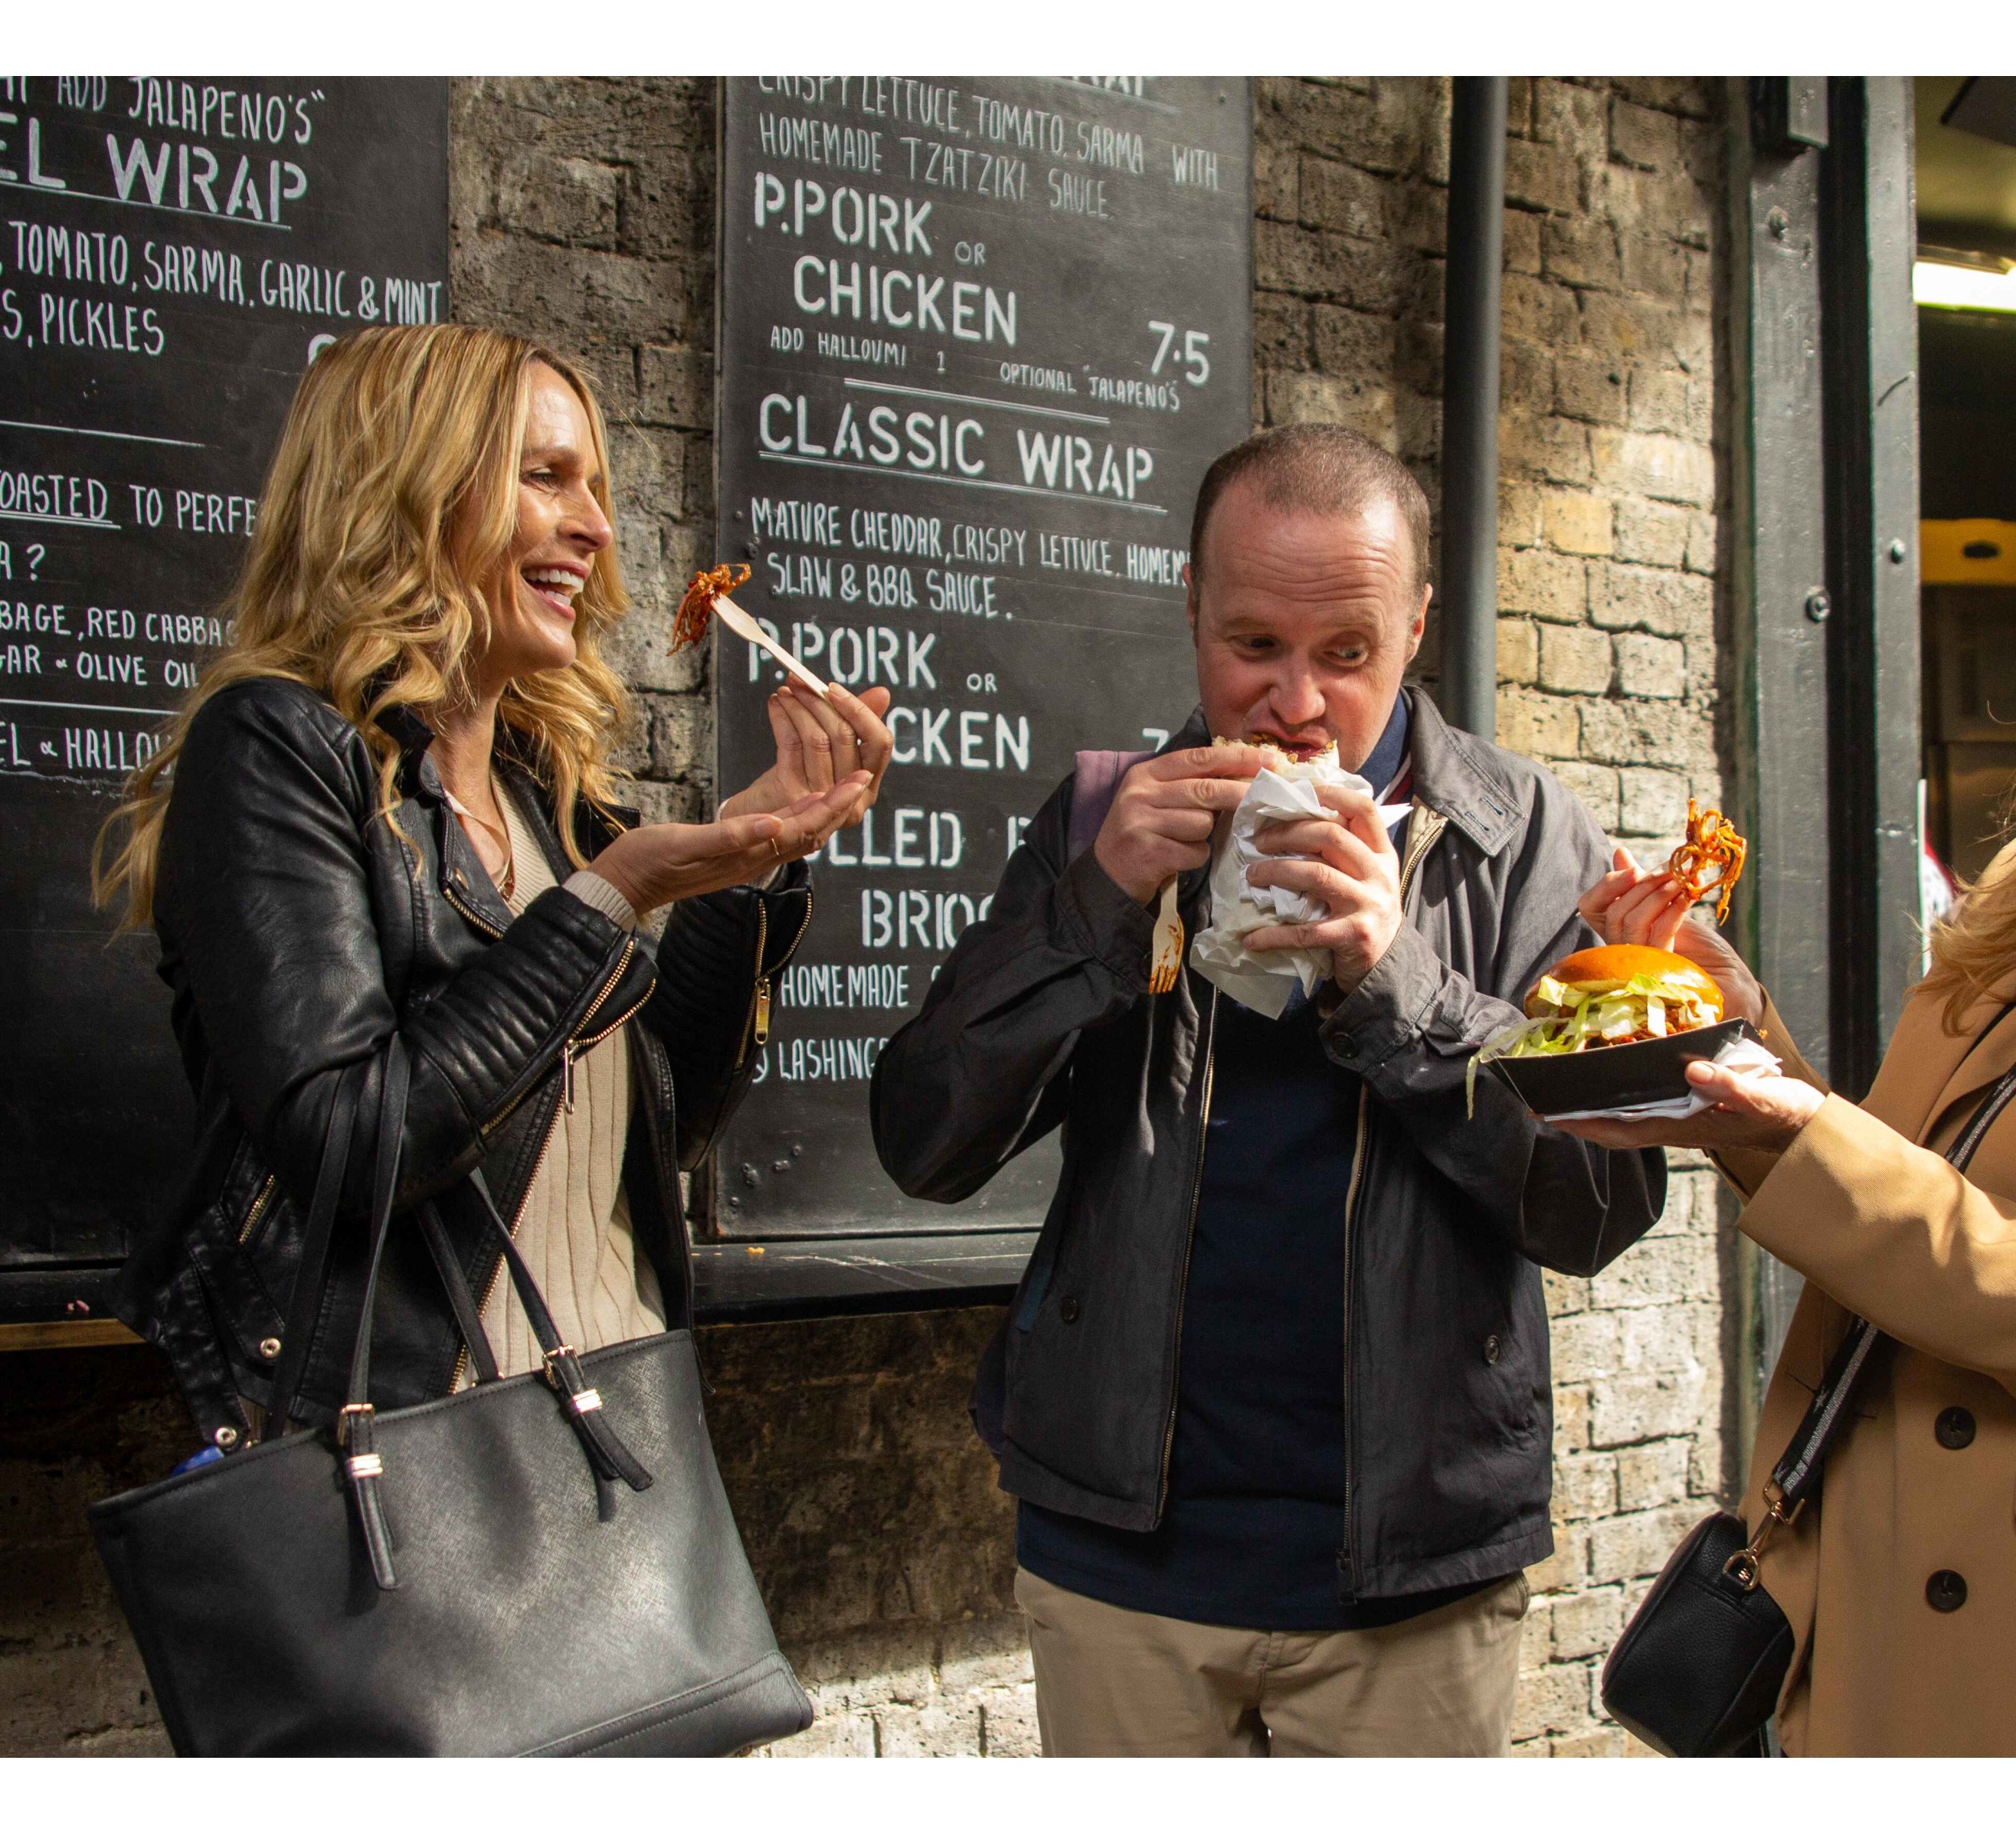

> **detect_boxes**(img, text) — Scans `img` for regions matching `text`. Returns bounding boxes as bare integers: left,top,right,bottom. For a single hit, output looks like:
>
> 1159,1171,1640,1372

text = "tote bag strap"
332,1041,652,1591
263,1071,362,1433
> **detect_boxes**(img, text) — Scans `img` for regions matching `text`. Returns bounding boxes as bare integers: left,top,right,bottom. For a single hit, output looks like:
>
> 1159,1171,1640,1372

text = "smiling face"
1185,478,1429,773
473,359,614,694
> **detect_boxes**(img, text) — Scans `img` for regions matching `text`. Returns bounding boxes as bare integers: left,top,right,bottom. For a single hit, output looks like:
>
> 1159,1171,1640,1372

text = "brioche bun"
1526,944,1722,1019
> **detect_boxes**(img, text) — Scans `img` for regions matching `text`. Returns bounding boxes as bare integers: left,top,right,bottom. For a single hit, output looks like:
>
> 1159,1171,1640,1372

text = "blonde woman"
1558,844,2016,1755
101,324,891,1451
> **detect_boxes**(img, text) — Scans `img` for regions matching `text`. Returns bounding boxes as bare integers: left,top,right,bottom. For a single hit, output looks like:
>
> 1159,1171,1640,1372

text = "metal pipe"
1439,77,1508,741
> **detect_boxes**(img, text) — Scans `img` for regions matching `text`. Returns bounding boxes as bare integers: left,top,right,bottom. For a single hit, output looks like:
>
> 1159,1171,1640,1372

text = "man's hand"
1578,844,1763,1028
1092,745,1270,906
1551,1059,1825,1154
1243,784,1403,998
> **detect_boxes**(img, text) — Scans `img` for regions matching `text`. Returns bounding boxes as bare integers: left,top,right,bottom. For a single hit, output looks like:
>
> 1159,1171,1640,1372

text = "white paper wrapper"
1189,756,1403,1020
1541,1035,1782,1122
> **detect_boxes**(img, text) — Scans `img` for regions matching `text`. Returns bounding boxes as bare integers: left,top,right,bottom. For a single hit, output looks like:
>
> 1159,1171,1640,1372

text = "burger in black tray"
1470,943,1760,1118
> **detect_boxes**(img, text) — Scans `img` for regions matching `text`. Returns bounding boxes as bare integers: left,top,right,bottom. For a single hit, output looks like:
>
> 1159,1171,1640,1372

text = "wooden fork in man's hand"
1148,878,1184,995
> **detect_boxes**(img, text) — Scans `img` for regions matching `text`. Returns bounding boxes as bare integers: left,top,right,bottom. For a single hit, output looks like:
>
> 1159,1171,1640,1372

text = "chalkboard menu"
0,78,448,1322
714,78,1252,1251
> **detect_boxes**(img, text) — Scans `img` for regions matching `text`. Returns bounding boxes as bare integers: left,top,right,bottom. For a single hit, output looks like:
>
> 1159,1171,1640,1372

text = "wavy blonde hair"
1923,833,2016,1031
96,323,632,928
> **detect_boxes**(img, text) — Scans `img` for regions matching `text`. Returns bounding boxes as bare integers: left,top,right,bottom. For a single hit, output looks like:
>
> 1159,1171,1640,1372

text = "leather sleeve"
1318,768,1666,1275
155,682,650,1219
634,862,813,1169
870,774,1155,1203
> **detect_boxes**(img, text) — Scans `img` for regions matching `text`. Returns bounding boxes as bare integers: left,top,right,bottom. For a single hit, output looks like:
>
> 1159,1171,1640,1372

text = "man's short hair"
1188,424,1432,601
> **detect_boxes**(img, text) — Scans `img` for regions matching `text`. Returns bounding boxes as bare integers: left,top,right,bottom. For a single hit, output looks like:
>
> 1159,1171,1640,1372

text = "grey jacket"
869,690,1665,1599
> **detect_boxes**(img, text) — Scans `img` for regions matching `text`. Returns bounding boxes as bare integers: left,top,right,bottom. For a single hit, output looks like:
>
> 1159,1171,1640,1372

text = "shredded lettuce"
1464,981,1718,1117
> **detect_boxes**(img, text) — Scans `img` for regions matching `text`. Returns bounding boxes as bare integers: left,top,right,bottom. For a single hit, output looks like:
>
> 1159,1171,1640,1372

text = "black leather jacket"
119,677,811,1444
872,692,1665,1599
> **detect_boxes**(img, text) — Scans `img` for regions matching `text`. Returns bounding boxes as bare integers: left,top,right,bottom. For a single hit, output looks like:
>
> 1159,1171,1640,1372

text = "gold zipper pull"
754,977,772,1047
562,1042,577,1113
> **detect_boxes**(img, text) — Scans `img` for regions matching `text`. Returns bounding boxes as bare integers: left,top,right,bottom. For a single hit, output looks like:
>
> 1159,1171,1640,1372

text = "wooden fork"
1148,877,1184,995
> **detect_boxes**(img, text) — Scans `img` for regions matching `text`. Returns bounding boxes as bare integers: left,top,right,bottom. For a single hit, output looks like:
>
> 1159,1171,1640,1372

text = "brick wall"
1,75,1738,1758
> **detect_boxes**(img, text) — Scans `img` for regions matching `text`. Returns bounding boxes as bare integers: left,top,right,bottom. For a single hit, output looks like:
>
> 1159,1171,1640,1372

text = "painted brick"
1551,760,1620,830
1526,1519,1590,1595
1615,631,1686,698
981,1690,1042,1757
1539,623,1614,694
1592,1233,1718,1310
1499,546,1590,623
1549,1585,1626,1660
876,1699,984,1758
1587,1505,1703,1583
1299,155,1386,237
1614,496,1691,568
1504,413,1594,486
1511,1659,1598,1743
1542,216,1622,291
1553,1383,1593,1455
1501,333,1554,414
1498,688,1581,759
1617,1439,1694,1511
1578,697,1698,770
1540,490,1615,556
1550,1311,1622,1383
1498,618,1539,686
1618,766,1691,836
496,150,621,249
1555,1452,1620,1521
1590,1371,1715,1449
1590,428,1714,506
1505,138,1582,214
1555,352,1628,426
1610,99,1681,171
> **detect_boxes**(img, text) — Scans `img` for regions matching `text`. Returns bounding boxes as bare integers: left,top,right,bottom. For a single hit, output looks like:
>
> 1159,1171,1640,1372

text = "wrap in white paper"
1189,757,1380,1020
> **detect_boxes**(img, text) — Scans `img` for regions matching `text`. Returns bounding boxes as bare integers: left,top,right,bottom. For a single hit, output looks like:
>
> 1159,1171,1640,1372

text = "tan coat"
1714,983,2016,1755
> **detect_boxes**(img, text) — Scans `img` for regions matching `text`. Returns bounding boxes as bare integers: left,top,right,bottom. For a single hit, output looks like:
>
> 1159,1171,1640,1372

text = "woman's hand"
1578,844,1764,1027
1552,1058,1826,1154
721,682,894,831
590,774,871,913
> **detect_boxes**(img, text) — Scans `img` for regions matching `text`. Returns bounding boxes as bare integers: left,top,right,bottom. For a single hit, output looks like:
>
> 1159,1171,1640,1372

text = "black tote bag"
89,1043,813,1755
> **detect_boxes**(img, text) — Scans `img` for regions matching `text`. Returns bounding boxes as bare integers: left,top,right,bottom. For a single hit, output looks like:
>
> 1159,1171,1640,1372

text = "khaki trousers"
1015,1566,1529,1757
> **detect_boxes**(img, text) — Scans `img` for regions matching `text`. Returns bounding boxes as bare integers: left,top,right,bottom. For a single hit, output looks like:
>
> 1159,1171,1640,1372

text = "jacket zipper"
1154,984,1218,1515
1337,802,1447,1596
449,933,646,1389
735,886,814,1071
236,1172,277,1247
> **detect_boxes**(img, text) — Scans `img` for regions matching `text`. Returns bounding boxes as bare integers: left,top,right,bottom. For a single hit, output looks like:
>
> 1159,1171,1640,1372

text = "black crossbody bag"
1601,1046,2016,1758
89,1042,813,1755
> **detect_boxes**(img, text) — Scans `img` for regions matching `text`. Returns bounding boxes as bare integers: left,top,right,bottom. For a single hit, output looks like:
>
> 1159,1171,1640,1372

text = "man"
870,425,1664,1756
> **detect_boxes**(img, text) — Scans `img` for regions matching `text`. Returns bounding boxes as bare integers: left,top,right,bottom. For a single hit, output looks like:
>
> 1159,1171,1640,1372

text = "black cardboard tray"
1486,1019,1762,1116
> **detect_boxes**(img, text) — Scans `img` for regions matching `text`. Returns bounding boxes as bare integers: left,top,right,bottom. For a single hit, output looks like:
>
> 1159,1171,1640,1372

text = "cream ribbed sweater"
464,788,664,1380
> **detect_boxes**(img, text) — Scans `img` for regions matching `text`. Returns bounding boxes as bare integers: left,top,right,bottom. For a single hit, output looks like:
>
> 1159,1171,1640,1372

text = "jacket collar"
1166,686,1521,858
1398,687,1522,857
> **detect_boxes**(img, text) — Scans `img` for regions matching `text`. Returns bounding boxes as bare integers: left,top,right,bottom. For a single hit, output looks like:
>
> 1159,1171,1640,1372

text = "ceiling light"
1914,258,2016,311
